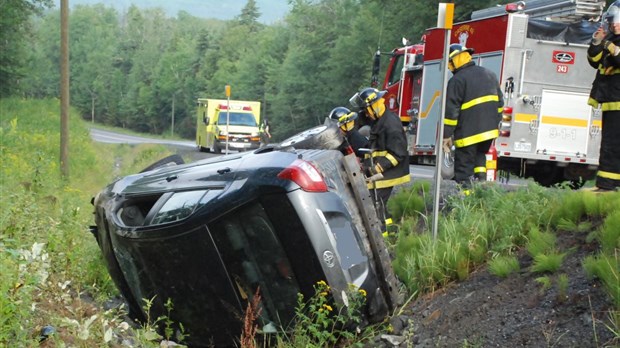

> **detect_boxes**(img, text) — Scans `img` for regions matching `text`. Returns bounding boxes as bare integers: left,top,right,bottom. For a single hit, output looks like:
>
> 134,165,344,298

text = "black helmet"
448,44,474,61
349,87,386,111
605,0,620,26
329,106,358,126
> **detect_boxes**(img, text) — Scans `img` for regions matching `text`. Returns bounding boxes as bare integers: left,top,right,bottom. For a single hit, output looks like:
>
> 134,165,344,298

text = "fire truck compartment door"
536,90,592,156
416,62,442,147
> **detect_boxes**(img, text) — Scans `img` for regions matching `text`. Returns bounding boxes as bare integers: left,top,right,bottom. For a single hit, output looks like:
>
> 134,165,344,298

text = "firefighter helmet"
349,87,386,111
605,0,620,26
329,106,358,131
448,44,474,60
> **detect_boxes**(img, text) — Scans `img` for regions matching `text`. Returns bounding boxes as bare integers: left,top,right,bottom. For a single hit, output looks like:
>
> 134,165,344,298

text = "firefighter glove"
592,27,606,45
604,40,620,56
442,137,453,153
365,163,383,177
366,172,384,183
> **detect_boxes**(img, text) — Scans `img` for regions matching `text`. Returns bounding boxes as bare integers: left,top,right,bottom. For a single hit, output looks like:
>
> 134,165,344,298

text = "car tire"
277,123,344,150
213,141,222,154
139,154,185,173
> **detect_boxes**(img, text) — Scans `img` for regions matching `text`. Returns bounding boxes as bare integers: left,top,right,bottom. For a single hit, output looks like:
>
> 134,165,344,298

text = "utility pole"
60,0,70,178
171,92,175,137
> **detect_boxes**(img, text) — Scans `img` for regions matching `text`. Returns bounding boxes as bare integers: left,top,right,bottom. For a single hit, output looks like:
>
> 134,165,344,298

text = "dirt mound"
392,232,617,347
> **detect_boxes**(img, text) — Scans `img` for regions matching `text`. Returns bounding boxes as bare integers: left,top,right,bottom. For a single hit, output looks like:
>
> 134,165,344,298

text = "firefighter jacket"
444,62,503,148
587,33,620,111
365,109,410,189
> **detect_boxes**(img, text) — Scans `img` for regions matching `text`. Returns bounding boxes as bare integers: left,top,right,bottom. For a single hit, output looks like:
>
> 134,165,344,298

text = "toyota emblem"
322,250,335,268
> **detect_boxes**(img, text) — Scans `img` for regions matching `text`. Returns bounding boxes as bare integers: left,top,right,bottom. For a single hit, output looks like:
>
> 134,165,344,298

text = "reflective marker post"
432,3,454,241
225,84,231,154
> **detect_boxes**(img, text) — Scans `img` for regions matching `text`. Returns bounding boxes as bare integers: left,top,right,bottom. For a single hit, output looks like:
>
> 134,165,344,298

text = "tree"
0,0,52,97
237,0,261,32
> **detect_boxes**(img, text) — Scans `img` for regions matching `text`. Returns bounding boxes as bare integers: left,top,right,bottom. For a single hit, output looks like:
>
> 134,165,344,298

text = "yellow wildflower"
323,304,333,312
359,289,367,297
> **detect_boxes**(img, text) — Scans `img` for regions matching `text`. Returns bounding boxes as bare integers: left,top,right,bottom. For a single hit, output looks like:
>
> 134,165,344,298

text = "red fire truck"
374,0,604,187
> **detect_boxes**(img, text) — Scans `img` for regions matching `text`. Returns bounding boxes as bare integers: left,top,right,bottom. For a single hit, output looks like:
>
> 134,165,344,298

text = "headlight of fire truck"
499,106,513,137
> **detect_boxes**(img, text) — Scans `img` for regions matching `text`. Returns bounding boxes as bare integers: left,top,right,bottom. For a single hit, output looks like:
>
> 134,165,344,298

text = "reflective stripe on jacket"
587,34,620,111
365,109,410,189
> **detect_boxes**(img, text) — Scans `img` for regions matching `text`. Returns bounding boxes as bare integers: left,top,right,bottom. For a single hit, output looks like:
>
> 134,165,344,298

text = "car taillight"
499,106,513,137
277,159,328,192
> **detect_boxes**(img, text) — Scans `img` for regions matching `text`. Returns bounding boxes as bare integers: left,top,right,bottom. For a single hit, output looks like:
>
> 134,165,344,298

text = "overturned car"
90,123,401,347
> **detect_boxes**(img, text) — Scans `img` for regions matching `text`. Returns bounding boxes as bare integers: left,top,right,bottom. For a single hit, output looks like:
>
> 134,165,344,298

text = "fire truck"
374,0,605,187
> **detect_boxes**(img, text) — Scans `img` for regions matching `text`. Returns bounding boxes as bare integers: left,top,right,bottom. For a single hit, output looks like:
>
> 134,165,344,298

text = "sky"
52,0,291,24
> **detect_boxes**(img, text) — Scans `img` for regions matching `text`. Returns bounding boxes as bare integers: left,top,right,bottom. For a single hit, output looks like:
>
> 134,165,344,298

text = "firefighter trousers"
454,139,493,186
596,110,620,190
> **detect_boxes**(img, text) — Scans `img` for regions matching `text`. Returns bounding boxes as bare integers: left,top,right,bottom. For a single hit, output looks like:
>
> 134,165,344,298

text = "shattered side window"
118,189,220,227
149,190,208,225
210,201,300,330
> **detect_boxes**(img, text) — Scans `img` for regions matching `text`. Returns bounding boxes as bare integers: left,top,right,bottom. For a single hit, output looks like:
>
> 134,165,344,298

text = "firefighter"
587,0,620,192
443,44,503,187
328,106,369,157
259,120,271,146
349,87,410,226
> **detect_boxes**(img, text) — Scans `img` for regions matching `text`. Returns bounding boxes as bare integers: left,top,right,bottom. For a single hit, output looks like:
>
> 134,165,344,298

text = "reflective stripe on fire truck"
460,95,499,110
598,170,620,180
474,166,486,173
514,113,537,123
454,129,499,148
541,116,588,127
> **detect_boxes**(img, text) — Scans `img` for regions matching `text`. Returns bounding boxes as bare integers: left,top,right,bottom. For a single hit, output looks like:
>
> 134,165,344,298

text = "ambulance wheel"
277,123,343,150
198,145,210,153
213,142,222,154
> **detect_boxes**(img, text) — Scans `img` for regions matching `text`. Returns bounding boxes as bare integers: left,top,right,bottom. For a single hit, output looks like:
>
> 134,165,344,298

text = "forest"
2,0,613,140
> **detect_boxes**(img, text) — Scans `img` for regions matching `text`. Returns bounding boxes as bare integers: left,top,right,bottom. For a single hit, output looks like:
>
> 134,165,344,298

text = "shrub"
488,255,520,278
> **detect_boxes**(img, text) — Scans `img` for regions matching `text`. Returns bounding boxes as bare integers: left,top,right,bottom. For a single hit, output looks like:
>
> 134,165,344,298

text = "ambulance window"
388,54,404,86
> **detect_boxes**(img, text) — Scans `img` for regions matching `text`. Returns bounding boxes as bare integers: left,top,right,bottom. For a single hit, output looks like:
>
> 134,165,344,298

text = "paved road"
89,128,527,186
90,128,195,148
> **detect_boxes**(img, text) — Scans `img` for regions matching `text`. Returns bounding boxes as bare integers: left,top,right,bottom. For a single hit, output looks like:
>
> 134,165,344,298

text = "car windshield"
217,112,257,127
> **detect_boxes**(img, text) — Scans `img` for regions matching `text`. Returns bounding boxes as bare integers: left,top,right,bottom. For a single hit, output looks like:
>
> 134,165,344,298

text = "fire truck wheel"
533,163,562,187
139,154,185,173
277,123,344,150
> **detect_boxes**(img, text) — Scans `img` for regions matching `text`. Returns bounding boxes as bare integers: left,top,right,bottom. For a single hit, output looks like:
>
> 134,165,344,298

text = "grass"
0,98,177,347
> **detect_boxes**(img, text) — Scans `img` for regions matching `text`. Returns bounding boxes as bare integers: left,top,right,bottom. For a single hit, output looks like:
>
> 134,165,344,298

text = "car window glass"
210,201,299,329
150,190,207,225
216,112,257,127
388,54,404,86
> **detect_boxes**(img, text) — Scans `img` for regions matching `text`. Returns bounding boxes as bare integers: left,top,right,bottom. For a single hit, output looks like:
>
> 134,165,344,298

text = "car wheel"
139,154,184,173
277,123,343,150
213,141,222,154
